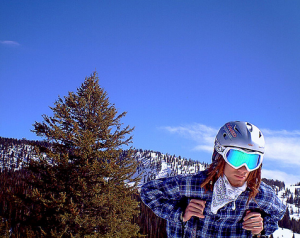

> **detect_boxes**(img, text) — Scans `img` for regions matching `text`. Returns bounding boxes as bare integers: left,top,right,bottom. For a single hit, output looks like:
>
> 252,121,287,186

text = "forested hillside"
1,136,300,237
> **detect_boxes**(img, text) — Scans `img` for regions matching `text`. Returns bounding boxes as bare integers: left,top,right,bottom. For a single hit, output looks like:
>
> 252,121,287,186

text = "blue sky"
1,1,300,184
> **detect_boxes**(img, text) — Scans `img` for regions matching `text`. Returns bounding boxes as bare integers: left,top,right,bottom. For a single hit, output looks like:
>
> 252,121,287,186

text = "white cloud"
262,128,300,166
262,169,300,186
0,40,20,46
262,129,300,137
163,124,217,153
163,123,300,167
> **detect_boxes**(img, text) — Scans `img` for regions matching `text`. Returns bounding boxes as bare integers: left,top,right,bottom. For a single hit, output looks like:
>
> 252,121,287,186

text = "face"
223,163,250,187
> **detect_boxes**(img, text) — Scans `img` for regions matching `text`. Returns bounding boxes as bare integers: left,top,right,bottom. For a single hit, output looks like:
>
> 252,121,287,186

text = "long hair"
201,149,262,204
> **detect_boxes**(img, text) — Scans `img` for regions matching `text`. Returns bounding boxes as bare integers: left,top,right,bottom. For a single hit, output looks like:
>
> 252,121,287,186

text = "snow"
273,227,300,238
2,145,300,236
156,160,172,179
278,185,300,221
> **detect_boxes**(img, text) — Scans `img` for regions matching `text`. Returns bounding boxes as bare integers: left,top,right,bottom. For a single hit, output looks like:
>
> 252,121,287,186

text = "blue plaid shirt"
140,171,286,238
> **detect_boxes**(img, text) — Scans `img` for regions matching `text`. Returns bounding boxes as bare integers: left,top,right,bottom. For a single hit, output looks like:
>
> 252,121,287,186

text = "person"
140,121,286,238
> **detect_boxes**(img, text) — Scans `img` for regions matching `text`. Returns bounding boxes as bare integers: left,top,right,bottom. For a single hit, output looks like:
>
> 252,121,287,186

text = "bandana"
211,175,247,214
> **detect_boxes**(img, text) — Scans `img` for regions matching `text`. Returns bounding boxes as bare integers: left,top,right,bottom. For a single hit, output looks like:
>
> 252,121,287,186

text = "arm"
140,176,186,223
262,194,286,236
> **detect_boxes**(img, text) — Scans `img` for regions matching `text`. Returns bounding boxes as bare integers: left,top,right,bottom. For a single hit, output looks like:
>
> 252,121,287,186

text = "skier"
141,121,286,238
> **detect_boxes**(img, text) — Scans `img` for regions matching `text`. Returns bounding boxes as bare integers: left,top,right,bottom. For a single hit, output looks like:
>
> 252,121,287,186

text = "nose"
238,166,248,172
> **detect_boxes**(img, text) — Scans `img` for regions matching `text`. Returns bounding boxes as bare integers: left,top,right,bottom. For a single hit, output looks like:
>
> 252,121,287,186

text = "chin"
233,182,245,187
230,179,246,187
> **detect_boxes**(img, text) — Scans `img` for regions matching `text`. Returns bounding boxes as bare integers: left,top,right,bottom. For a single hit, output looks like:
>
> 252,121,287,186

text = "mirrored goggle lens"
226,149,261,170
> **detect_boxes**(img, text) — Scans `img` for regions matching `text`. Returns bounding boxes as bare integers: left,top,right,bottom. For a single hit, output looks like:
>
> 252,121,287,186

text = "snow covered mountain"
279,185,300,222
1,137,300,237
132,149,208,188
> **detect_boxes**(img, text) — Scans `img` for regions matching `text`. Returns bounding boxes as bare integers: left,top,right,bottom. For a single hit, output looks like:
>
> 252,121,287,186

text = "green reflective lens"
226,149,261,170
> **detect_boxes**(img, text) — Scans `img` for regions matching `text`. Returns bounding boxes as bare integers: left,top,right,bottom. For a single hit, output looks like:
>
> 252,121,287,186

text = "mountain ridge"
1,136,300,236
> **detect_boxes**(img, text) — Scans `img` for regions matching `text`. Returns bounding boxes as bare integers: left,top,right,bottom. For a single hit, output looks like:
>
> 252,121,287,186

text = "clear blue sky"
1,0,300,184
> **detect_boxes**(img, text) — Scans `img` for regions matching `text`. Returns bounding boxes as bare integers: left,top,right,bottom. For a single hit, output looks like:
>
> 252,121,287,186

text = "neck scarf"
211,175,247,214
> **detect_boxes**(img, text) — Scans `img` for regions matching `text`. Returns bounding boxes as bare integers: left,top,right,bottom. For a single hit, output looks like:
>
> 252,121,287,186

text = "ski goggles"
219,147,263,172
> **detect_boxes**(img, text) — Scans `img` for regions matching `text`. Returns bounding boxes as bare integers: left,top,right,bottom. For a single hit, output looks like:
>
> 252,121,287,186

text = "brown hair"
200,151,262,204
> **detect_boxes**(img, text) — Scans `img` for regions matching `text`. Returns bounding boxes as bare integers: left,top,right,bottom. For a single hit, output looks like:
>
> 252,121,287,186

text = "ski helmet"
213,121,265,162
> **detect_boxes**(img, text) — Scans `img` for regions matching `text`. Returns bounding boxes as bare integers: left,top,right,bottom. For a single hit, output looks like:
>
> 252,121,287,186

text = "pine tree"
278,208,291,230
23,72,141,237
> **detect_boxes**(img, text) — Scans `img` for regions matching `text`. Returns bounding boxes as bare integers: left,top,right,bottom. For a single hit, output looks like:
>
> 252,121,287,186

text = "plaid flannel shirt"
140,171,286,238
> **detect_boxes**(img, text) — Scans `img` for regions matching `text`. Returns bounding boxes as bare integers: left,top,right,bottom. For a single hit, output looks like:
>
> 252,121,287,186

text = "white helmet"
214,121,265,154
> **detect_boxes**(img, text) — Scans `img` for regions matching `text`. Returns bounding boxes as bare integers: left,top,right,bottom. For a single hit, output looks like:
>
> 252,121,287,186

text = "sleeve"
140,176,186,223
262,192,287,236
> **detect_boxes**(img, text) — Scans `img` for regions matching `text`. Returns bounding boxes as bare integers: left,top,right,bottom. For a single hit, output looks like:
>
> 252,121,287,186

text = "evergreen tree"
23,72,141,237
279,208,291,230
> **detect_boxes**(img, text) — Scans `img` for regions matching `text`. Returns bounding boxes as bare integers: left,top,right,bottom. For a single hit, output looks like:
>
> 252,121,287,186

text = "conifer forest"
1,72,300,237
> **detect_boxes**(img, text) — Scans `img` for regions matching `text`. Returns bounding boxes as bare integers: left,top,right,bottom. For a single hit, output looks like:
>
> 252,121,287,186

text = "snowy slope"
1,140,300,237
273,227,300,238
132,150,207,188
278,185,300,221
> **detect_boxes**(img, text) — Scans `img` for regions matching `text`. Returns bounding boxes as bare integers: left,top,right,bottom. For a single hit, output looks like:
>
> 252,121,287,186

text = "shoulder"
175,171,209,196
258,181,276,195
175,170,208,184
140,171,209,195
255,181,277,202
164,170,208,198
255,181,286,213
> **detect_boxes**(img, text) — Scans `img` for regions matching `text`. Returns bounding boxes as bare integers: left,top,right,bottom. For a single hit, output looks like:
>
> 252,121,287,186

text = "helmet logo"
248,144,253,146
225,123,237,138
